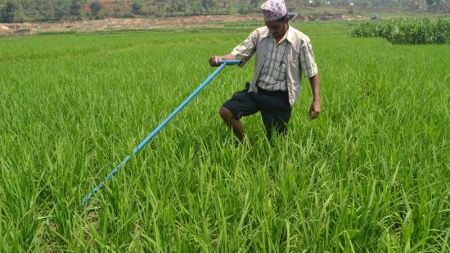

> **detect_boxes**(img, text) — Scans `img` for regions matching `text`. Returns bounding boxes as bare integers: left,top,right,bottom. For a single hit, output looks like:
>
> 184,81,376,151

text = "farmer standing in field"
209,0,320,141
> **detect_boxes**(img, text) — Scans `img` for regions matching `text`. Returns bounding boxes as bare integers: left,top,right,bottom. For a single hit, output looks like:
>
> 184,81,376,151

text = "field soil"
0,14,370,35
0,15,261,35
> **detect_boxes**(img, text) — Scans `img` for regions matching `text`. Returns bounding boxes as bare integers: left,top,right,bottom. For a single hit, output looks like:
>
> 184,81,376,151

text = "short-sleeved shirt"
257,33,289,91
231,26,318,106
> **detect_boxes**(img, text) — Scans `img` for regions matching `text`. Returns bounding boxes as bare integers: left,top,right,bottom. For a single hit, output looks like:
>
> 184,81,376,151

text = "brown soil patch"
341,15,370,21
0,14,370,36
0,15,262,35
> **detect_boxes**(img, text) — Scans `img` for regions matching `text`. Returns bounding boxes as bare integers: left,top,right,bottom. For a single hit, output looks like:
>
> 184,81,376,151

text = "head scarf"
261,0,287,21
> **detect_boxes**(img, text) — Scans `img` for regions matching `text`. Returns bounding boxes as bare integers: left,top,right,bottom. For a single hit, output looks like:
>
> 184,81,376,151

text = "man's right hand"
209,56,222,67
309,100,321,119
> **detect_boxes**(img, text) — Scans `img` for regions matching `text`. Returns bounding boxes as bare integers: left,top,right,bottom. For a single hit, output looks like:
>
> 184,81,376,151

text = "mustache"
271,31,281,36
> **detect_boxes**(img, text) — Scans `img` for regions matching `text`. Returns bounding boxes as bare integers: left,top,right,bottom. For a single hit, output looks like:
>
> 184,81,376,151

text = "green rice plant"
349,18,450,44
0,23,449,251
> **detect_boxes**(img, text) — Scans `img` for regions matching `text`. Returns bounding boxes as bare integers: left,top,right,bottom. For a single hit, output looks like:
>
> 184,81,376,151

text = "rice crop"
0,23,449,252
349,17,450,44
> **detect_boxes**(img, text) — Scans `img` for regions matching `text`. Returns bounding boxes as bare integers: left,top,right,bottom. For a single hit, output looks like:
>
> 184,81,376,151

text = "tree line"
0,0,448,23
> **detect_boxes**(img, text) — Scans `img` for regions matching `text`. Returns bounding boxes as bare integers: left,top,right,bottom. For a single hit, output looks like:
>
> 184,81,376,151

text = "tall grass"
0,23,449,251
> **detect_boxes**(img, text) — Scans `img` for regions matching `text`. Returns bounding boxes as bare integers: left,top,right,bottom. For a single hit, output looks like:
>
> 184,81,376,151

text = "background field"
0,21,449,252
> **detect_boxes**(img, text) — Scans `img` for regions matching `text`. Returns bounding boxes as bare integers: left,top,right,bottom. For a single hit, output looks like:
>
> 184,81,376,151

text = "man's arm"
309,74,320,119
209,54,237,66
210,29,258,67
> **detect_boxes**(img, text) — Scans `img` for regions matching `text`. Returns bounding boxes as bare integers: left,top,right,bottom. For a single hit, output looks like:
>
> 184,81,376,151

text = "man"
209,0,320,141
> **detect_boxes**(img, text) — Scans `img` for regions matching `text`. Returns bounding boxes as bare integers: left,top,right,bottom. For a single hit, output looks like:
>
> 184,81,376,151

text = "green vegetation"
0,22,449,251
0,0,449,22
350,17,450,44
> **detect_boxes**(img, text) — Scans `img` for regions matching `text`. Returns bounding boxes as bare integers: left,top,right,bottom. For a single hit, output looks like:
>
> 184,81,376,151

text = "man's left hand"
309,100,320,119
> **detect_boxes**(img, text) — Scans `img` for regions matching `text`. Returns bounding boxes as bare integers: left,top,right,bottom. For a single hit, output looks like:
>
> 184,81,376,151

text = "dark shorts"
222,83,292,138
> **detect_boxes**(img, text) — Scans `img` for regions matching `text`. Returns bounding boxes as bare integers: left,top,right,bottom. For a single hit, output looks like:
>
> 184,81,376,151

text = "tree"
89,0,102,18
70,0,86,20
426,0,442,10
0,0,25,22
167,0,184,14
1,1,16,22
201,0,217,14
132,1,142,14
54,0,70,20
36,0,55,21
153,0,167,16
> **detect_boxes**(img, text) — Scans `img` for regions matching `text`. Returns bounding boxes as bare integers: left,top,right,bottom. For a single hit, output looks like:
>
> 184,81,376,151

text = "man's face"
265,18,287,38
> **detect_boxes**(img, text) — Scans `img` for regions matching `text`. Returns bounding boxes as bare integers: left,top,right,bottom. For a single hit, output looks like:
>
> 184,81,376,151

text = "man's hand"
309,100,320,119
209,56,222,67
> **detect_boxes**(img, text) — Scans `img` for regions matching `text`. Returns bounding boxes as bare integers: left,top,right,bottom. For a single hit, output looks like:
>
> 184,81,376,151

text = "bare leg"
219,106,244,142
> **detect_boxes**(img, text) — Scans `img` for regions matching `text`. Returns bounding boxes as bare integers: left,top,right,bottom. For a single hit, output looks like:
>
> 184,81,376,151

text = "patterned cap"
261,0,287,21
